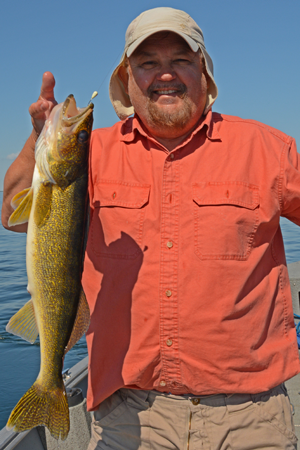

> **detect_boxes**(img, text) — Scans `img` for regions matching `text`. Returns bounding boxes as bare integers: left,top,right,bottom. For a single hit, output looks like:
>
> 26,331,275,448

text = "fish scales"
6,95,93,440
30,176,88,385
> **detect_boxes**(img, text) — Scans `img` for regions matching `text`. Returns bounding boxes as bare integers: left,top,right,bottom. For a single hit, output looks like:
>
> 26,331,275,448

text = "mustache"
147,83,187,97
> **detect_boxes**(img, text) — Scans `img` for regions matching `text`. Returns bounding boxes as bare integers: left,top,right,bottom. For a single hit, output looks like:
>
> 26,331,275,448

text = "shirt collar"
120,110,221,145
120,115,151,143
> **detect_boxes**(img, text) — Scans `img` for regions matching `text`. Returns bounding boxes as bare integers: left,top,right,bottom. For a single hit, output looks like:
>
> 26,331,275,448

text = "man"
2,7,300,450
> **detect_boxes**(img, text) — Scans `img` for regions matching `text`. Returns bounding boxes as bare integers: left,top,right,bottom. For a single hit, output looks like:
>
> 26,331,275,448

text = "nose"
156,65,176,82
158,73,176,81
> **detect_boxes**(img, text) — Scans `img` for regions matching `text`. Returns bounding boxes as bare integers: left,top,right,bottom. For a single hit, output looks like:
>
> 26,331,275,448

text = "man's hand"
1,72,58,231
29,71,57,138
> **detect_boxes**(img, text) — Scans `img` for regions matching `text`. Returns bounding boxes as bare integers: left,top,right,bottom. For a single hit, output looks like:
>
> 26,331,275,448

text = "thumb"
39,71,56,102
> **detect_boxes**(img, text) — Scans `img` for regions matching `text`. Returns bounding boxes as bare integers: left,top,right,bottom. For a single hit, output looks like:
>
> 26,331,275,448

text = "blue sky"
1,0,299,189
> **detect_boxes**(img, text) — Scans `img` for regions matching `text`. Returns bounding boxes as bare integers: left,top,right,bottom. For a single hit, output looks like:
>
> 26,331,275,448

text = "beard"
146,83,193,131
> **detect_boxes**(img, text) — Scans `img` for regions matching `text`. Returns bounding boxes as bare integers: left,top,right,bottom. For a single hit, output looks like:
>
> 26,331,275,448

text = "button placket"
159,152,181,386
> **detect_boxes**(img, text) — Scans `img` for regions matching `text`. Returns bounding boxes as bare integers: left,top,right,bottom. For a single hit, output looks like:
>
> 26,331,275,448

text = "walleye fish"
6,94,94,440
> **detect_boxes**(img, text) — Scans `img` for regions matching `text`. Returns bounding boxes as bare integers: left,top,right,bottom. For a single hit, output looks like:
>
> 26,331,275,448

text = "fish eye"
77,130,89,143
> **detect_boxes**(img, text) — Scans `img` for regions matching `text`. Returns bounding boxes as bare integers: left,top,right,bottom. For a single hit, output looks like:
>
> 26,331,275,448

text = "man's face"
119,32,209,141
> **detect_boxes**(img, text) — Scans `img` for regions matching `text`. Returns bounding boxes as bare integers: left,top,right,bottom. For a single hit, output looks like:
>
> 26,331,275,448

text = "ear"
205,73,210,90
118,65,129,95
197,51,209,90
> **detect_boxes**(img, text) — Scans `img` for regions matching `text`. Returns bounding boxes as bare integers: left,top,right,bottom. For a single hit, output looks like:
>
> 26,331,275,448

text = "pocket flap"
93,180,150,208
193,182,259,210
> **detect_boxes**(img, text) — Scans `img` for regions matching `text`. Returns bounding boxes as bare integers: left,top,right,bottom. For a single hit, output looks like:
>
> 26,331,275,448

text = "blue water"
0,194,300,430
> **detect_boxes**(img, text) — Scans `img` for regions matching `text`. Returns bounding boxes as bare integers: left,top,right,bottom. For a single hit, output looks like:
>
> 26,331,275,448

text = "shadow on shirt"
85,204,144,427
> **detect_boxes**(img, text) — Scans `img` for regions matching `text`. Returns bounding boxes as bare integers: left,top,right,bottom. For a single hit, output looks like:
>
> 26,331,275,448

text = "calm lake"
0,192,300,430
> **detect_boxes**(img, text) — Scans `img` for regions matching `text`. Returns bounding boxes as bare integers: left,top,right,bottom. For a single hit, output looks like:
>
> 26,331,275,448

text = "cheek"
128,68,153,97
188,73,208,101
131,78,149,96
127,76,149,114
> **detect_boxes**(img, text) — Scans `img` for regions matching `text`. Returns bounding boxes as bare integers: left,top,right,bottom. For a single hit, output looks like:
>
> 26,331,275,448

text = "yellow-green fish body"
6,95,93,440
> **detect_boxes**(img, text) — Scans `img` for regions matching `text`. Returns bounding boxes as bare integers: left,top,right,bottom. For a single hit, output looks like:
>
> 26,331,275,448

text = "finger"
39,71,56,102
29,100,49,119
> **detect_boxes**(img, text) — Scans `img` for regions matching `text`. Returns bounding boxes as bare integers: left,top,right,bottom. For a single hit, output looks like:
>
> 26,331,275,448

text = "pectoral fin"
8,188,33,226
6,299,39,344
11,188,31,209
34,182,52,227
64,290,90,354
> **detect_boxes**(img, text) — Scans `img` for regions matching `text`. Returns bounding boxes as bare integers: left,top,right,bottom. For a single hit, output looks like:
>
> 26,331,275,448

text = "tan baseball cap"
109,7,218,120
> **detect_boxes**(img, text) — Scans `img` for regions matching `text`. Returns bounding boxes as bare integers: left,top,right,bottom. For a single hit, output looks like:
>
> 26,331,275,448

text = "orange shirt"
82,110,300,411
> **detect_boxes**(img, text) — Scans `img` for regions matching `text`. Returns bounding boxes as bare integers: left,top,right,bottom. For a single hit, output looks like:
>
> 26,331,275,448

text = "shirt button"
166,339,173,347
170,153,175,160
191,398,200,405
166,241,173,249
165,290,172,297
160,380,166,387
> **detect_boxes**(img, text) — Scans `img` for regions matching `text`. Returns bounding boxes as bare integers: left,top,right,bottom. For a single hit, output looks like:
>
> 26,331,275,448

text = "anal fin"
65,289,90,354
6,299,39,344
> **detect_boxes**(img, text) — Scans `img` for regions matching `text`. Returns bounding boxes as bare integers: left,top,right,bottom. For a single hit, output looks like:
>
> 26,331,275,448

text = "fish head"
35,95,94,188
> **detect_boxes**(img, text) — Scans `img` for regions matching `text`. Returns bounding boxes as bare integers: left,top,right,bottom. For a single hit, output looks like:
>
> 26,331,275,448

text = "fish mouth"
61,95,94,127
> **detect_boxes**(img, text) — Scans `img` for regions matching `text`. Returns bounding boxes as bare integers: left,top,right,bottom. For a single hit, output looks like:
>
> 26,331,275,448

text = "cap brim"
126,29,199,57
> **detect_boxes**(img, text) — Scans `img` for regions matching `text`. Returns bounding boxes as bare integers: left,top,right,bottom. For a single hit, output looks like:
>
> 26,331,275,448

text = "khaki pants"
87,384,297,450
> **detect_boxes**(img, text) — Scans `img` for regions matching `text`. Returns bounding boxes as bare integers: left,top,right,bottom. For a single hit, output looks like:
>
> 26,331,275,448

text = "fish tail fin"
6,380,69,440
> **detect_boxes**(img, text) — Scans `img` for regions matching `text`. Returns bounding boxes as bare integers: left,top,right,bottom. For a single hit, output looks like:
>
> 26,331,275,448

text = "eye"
141,61,157,69
77,130,89,143
174,59,191,65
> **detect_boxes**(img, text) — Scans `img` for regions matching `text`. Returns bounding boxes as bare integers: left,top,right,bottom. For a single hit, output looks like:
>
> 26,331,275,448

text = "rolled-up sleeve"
280,138,300,225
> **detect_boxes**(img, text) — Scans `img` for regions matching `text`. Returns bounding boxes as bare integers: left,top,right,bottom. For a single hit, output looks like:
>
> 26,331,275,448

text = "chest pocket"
90,181,150,259
193,182,259,260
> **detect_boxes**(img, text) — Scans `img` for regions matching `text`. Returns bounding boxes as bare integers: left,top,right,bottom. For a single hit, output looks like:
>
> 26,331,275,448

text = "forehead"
132,31,194,57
